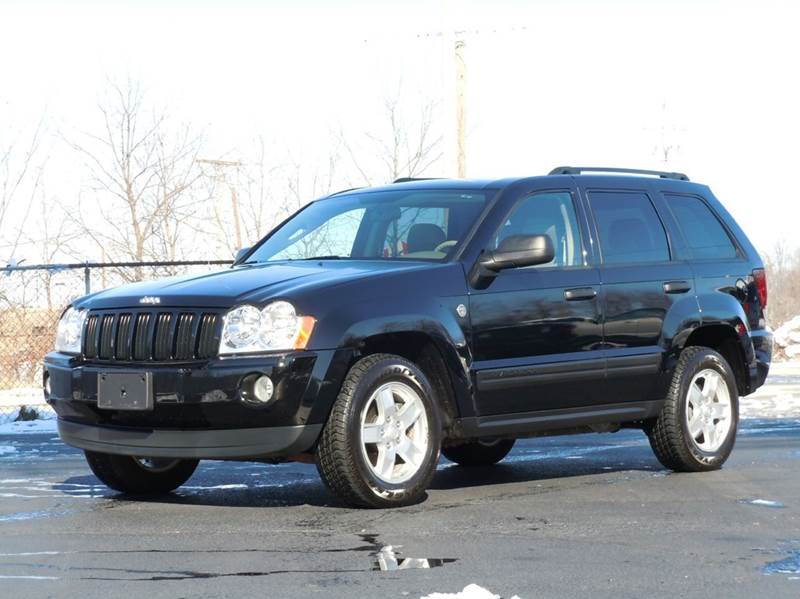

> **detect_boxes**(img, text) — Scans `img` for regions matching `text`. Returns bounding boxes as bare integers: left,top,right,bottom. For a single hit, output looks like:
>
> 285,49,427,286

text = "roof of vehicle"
324,167,706,200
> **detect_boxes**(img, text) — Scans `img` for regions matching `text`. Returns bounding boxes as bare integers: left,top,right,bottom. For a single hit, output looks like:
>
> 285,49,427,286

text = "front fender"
334,299,474,417
292,262,473,416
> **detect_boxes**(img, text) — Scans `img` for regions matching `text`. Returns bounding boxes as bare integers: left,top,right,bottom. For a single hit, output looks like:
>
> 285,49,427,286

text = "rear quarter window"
666,194,738,260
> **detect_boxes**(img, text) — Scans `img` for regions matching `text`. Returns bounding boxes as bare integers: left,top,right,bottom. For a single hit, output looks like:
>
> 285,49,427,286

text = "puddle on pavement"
373,545,457,571
357,532,457,571
763,541,800,579
738,498,786,509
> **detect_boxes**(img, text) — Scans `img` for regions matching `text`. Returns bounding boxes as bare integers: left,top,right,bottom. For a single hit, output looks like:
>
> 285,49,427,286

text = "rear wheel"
442,438,515,467
85,451,199,495
316,353,441,508
647,346,739,472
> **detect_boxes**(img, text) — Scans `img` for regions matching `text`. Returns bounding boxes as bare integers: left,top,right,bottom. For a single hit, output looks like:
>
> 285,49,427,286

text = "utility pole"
197,158,244,250
454,38,467,178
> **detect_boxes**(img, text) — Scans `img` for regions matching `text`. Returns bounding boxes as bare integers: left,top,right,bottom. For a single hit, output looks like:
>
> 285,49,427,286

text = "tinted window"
494,191,582,267
666,194,737,260
589,191,669,264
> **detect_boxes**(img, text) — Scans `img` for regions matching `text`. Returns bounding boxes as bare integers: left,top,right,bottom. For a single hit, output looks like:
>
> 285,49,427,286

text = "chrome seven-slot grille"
82,310,222,362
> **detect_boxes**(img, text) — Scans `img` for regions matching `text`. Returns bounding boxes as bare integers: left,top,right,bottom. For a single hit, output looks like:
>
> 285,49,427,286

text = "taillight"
752,268,767,309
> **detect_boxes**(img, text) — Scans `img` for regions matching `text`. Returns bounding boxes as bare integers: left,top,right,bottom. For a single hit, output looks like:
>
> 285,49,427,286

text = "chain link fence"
0,260,231,422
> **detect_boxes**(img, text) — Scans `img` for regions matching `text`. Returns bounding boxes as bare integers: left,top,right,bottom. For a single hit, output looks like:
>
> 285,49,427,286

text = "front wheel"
316,353,442,508
442,438,515,467
85,451,199,495
647,346,739,472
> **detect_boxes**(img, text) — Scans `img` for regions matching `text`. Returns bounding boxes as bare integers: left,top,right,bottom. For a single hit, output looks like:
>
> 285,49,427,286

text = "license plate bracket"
97,372,153,411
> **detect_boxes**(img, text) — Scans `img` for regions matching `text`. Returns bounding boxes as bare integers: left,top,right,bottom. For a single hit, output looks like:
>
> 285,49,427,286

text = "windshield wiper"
295,255,344,260
242,256,345,264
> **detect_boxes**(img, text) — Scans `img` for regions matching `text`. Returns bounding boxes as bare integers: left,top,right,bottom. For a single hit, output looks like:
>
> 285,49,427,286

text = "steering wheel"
434,240,458,253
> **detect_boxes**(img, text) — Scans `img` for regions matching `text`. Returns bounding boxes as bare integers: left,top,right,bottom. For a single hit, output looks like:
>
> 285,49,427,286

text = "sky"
1,0,799,260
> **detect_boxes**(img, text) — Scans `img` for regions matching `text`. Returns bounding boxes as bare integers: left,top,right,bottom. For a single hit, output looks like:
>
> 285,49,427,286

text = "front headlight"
219,301,315,355
54,307,87,354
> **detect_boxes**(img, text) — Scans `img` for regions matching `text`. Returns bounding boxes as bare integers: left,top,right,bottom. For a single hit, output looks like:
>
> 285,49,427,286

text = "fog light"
43,374,51,399
253,375,274,403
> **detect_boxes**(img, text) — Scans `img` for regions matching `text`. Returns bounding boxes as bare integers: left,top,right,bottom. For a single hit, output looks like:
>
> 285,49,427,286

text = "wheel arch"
682,324,748,395
357,330,469,434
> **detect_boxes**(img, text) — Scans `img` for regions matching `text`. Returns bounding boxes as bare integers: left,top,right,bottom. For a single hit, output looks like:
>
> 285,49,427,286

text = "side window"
666,194,738,260
589,191,670,264
494,191,582,267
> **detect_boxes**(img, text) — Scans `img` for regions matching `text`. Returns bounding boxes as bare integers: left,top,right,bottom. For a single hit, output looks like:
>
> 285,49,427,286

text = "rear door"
470,185,605,416
581,184,696,403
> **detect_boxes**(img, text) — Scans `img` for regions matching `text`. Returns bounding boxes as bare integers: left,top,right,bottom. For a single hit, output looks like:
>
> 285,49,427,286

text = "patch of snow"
775,317,800,360
0,551,61,557
0,510,54,522
0,419,57,435
421,585,521,599
741,386,800,420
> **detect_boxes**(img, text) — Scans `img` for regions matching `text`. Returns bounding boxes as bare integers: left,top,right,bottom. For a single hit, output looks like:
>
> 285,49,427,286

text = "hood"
75,261,436,310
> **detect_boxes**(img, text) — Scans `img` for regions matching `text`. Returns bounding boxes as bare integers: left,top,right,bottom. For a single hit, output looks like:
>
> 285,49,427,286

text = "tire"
647,346,739,472
315,353,442,508
85,451,199,495
442,438,515,467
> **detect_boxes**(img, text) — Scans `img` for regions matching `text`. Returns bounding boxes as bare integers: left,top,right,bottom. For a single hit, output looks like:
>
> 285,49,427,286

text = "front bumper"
44,347,355,457
58,419,322,459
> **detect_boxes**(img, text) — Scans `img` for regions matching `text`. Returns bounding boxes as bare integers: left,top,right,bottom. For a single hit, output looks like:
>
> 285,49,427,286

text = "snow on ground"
774,316,800,359
421,584,521,599
740,360,800,419
0,388,45,408
0,418,57,435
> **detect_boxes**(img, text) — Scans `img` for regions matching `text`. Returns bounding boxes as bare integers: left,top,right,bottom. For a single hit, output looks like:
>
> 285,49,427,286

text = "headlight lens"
219,301,315,355
54,307,87,354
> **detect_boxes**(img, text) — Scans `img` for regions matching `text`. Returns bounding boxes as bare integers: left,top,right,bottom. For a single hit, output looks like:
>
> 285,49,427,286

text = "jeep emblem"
139,296,161,305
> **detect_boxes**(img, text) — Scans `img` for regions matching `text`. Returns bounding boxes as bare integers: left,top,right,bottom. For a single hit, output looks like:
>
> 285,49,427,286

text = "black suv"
45,167,773,508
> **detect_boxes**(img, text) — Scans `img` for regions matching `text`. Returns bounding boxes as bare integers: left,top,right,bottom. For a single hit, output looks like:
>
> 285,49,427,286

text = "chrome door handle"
564,287,597,301
663,280,692,294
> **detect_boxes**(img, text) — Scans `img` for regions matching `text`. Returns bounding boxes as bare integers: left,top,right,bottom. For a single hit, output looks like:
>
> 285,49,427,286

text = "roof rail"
392,177,442,184
549,166,690,181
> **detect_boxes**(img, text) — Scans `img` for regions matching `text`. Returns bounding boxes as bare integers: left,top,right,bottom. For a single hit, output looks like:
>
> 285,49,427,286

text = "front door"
470,189,605,416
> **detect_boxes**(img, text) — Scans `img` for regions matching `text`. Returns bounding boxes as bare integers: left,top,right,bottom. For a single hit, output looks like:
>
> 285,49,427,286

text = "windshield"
245,189,491,263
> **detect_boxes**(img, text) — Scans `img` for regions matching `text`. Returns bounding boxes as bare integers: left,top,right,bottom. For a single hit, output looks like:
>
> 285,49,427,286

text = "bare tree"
765,239,800,327
0,116,45,262
65,79,205,280
340,90,443,185
198,137,343,257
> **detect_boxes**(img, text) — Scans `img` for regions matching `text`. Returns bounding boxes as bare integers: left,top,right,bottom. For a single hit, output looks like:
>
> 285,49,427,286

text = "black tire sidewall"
442,438,515,466
86,451,198,495
345,358,441,502
675,350,739,467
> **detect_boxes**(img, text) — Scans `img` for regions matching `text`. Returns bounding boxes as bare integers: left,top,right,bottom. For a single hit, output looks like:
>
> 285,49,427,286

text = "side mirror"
234,246,251,264
469,234,554,289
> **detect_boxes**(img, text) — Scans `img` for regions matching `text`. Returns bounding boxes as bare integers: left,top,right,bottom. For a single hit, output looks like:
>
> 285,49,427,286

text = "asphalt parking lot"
1,396,799,598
